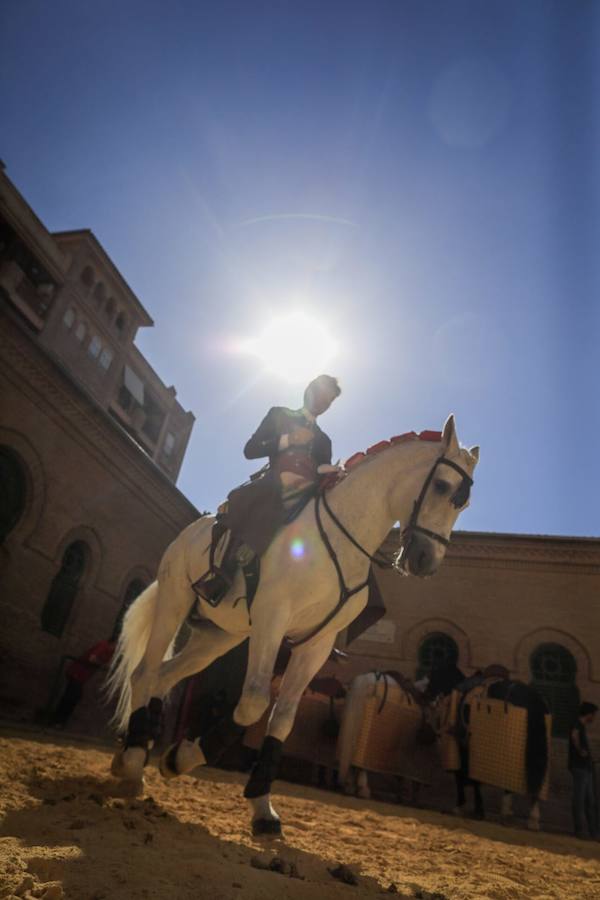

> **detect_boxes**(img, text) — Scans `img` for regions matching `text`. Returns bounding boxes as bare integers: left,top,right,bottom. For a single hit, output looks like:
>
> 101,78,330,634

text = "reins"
286,449,473,649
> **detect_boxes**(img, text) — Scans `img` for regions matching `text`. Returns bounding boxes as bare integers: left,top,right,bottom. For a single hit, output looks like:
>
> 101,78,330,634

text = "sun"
245,311,338,383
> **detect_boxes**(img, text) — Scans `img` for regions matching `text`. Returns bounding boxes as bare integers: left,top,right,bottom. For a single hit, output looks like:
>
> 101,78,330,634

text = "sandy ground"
1,732,599,900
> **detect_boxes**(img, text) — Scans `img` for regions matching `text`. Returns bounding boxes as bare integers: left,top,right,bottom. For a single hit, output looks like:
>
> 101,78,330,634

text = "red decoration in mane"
343,429,442,469
320,428,444,490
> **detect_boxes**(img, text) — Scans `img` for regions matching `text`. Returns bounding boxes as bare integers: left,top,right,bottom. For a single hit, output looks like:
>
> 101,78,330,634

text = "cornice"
380,530,600,573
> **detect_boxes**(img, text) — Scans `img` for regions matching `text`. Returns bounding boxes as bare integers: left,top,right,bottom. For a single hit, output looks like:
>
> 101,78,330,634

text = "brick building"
340,530,600,827
0,165,198,732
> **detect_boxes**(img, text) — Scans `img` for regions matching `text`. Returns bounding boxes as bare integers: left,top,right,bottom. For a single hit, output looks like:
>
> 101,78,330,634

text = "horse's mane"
322,429,443,490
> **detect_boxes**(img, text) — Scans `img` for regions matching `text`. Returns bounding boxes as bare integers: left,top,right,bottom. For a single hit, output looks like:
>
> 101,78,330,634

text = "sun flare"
244,311,338,383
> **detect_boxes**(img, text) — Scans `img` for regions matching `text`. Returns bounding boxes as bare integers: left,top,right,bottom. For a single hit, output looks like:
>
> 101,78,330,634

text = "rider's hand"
289,427,313,446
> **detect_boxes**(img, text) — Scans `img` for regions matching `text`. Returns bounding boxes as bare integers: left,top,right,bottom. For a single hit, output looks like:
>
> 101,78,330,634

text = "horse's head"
396,415,479,577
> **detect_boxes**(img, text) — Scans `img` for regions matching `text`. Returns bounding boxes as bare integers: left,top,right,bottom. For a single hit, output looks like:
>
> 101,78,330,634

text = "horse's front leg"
244,632,335,836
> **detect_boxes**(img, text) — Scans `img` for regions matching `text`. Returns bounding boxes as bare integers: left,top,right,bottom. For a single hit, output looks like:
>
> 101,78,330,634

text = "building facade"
0,165,198,733
341,529,600,827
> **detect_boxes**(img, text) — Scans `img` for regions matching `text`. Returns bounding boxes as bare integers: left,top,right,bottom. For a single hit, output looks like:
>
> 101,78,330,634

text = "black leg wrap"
244,736,283,799
200,716,245,767
125,706,150,749
148,697,163,741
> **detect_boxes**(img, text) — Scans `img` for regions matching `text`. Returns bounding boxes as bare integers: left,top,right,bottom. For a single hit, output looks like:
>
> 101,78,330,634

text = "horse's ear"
441,414,459,454
469,445,480,463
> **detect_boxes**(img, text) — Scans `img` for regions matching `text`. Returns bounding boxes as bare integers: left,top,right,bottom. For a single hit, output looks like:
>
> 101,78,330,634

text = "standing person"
568,701,599,839
49,638,115,728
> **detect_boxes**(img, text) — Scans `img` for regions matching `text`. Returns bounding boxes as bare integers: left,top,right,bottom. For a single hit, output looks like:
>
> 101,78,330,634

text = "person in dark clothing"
568,701,598,839
197,375,341,603
50,639,115,728
243,373,340,494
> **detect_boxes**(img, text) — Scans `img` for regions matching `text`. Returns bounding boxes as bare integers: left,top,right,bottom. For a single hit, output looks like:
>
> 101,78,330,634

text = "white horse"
107,415,478,835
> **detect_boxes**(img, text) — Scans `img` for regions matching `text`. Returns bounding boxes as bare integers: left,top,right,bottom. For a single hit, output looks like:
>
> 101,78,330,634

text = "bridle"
395,455,473,571
286,450,474,648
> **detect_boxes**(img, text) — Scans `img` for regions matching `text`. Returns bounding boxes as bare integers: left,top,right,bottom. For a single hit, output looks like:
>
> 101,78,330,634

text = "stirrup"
192,568,234,607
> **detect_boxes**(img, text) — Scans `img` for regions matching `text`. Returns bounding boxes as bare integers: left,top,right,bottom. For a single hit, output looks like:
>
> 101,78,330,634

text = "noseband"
398,455,473,564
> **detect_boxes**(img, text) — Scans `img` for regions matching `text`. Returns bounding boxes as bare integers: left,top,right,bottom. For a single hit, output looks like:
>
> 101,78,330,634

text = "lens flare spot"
290,538,305,559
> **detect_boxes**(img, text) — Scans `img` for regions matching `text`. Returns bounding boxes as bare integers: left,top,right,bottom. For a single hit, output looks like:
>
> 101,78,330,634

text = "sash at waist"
272,448,318,481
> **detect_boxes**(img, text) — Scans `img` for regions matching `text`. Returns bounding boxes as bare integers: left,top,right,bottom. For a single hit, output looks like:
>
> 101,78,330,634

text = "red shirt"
66,640,115,684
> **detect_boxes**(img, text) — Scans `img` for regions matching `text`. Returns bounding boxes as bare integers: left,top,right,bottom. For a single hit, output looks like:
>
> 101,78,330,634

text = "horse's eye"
433,479,450,495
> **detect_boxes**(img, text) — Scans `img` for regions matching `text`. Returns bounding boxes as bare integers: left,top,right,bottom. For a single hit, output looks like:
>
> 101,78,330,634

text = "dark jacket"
569,720,592,771
244,406,332,468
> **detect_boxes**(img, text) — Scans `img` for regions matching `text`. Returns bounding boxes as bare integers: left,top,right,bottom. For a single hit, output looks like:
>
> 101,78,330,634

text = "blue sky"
1,1,598,536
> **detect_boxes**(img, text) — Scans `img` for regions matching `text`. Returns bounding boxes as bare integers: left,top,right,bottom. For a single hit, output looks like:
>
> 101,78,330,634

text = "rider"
196,375,341,604
244,373,341,498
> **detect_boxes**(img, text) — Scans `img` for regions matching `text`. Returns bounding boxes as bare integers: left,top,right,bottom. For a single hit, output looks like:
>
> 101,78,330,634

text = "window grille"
99,348,113,370
530,643,579,737
417,632,459,680
0,446,26,541
41,541,88,637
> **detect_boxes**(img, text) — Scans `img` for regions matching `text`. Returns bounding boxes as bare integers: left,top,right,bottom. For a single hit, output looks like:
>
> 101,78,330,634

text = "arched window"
111,578,146,641
93,282,105,305
88,335,102,359
75,321,87,342
417,632,459,680
115,312,127,335
62,307,75,329
41,541,88,637
0,446,27,542
80,266,94,289
530,643,579,737
105,297,116,320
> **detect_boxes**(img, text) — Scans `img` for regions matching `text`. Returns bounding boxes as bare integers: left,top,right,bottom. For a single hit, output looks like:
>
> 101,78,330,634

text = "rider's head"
304,374,341,417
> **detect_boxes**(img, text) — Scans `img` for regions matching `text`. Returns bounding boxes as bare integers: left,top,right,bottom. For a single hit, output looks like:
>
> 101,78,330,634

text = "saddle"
189,469,316,616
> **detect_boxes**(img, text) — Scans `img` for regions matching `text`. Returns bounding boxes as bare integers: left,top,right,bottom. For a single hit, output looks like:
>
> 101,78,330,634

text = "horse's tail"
337,672,375,785
105,580,163,734
526,688,549,795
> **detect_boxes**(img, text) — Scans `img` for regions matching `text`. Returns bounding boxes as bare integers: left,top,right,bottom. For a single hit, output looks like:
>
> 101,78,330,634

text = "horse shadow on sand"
1,769,413,900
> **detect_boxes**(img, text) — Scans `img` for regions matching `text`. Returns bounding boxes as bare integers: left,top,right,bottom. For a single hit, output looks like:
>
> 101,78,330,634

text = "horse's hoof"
252,817,282,837
110,747,147,782
159,743,180,780
159,739,206,779
356,787,371,800
527,819,540,832
121,778,145,798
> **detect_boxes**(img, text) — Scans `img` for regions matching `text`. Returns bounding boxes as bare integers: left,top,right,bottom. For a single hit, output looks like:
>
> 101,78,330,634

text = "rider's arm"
244,407,287,460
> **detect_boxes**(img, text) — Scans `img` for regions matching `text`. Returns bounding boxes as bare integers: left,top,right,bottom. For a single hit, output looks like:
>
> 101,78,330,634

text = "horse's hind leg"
155,624,247,778
114,546,197,781
356,769,371,799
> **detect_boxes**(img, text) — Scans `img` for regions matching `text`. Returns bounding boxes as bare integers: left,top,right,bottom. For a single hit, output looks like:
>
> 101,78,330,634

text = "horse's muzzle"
401,531,439,577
